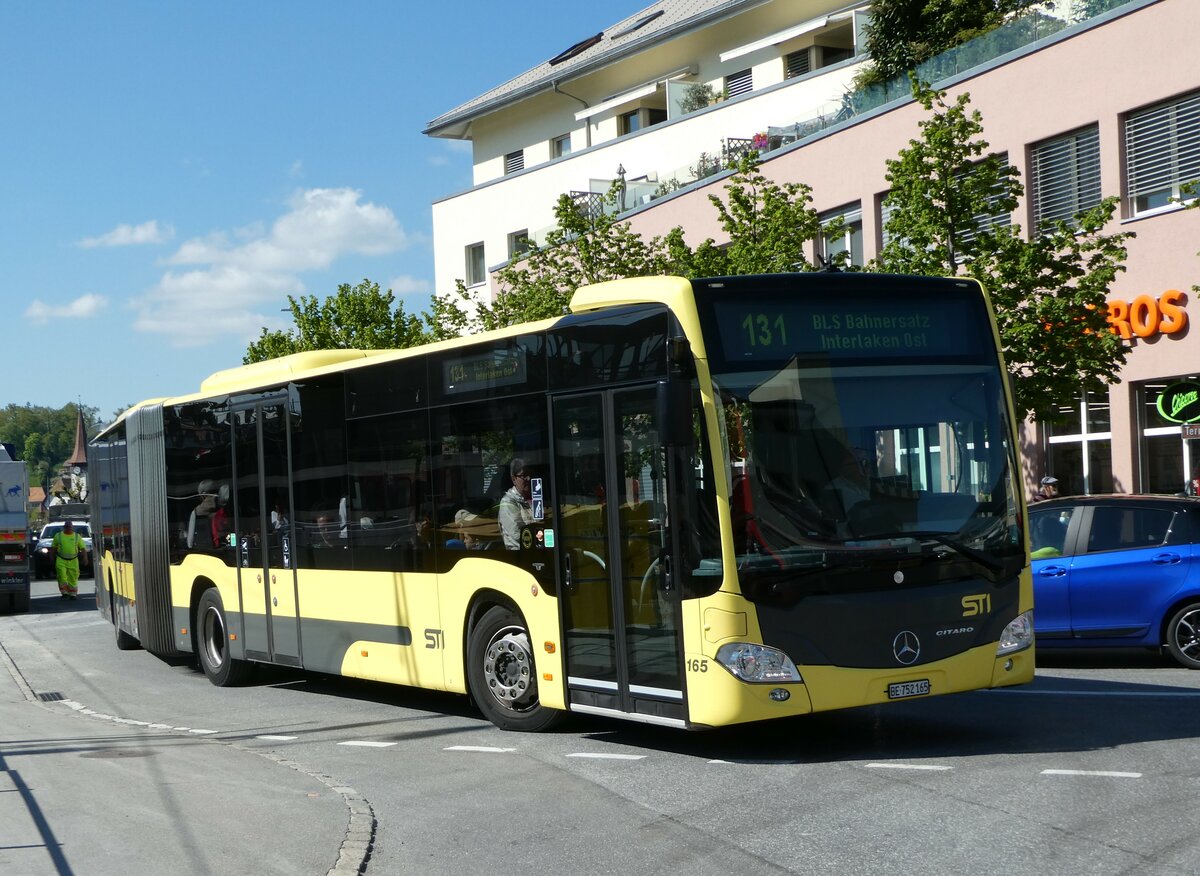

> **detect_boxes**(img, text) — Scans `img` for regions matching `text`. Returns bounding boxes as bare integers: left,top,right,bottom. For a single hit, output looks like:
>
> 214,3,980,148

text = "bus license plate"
887,679,930,699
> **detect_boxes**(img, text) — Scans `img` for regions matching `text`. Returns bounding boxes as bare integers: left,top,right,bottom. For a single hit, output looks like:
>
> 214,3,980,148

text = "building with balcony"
425,0,871,298
427,0,1200,498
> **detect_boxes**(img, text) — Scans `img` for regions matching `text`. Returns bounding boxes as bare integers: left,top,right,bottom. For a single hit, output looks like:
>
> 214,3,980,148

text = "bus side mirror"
657,378,692,447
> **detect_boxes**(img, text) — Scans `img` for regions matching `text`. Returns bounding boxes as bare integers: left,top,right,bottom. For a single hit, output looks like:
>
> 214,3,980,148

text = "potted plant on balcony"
678,83,716,115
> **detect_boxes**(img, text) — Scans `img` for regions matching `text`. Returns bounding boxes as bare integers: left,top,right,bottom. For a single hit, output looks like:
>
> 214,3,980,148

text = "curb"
0,638,376,875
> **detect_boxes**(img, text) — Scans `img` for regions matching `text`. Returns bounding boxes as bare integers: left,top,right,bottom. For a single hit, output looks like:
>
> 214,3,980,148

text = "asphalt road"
2,576,1199,875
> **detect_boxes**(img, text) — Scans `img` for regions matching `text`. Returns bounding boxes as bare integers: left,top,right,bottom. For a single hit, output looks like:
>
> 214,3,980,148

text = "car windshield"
43,523,90,539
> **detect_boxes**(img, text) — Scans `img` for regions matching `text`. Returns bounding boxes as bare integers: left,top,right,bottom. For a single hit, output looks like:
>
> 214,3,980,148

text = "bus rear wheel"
196,588,249,686
467,605,562,732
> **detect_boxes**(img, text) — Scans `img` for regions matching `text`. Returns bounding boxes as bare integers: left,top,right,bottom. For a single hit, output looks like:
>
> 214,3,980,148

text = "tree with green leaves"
244,279,429,364
857,0,1050,86
0,403,98,493
873,80,1133,421
877,77,1022,271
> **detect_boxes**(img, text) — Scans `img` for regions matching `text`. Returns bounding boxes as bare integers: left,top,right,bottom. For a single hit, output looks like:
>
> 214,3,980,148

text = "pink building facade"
621,0,1200,499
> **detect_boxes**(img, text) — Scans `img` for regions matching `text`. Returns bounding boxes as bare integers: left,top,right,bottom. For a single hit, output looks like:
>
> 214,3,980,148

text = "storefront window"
1144,433,1185,494
1044,390,1112,496
1087,439,1114,494
1086,394,1111,432
1045,400,1081,437
1138,376,1200,495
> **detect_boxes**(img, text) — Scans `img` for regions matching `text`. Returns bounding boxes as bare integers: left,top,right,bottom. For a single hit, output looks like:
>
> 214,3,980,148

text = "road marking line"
1041,769,1142,778
188,729,218,735
866,763,953,771
338,741,397,748
257,734,299,741
444,745,516,753
565,752,646,760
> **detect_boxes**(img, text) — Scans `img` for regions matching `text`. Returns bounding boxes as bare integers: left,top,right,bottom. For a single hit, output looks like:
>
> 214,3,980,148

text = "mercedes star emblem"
892,630,921,665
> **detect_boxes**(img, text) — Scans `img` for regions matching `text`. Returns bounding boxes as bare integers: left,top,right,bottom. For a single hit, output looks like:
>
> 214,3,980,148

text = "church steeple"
66,408,88,467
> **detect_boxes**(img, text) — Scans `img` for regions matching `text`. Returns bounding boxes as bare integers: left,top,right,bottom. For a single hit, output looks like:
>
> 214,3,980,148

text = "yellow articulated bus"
88,273,1033,731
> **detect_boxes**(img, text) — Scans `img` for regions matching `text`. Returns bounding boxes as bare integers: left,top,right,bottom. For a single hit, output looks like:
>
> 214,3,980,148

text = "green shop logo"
1157,381,1200,423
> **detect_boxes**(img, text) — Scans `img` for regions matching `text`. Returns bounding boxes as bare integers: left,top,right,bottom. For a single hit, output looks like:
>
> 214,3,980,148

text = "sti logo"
962,594,991,617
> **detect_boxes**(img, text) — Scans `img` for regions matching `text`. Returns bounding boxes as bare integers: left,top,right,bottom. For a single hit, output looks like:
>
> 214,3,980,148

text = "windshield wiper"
870,530,1006,573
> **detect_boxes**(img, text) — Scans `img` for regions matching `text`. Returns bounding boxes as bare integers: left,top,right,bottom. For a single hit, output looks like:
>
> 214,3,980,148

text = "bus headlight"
996,610,1034,656
716,643,802,683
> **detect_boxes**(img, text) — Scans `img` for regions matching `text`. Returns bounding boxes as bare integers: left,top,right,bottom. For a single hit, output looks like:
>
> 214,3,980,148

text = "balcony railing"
528,0,1141,244
642,0,1142,204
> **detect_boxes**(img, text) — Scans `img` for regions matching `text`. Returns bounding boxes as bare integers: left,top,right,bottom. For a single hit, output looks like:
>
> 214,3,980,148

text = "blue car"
1029,495,1200,668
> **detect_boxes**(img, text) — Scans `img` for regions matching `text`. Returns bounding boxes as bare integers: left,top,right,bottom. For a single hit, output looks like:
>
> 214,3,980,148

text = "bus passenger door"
233,400,301,667
552,387,684,725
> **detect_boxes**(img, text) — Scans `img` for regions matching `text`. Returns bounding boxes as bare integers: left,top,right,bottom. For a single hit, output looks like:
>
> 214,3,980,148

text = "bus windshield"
695,275,1024,599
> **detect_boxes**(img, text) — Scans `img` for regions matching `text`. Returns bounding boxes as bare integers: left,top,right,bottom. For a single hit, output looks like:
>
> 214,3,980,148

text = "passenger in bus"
446,509,484,550
499,458,533,549
210,485,230,548
316,511,344,548
412,513,434,550
271,499,289,532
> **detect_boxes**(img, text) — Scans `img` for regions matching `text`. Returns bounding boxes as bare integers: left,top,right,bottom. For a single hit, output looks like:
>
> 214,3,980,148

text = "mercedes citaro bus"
89,273,1033,731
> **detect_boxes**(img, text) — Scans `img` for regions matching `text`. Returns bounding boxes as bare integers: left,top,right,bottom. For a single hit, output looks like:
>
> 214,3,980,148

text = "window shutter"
725,68,753,98
958,152,1012,251
1031,126,1101,230
785,50,810,80
1126,91,1200,213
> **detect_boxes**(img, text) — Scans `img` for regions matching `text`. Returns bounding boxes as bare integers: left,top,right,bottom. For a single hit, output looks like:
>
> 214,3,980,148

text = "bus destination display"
444,348,527,394
713,297,980,362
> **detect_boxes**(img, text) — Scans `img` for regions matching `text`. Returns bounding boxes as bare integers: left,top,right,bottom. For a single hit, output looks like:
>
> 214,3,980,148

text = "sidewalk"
0,609,357,876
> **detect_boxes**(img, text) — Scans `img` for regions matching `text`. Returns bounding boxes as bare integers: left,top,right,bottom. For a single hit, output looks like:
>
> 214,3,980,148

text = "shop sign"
1157,380,1200,424
1183,424,1200,439
1106,290,1188,339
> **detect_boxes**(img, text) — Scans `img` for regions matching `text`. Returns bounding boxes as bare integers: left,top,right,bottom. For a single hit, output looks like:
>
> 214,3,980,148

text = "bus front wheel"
196,588,249,686
467,605,562,732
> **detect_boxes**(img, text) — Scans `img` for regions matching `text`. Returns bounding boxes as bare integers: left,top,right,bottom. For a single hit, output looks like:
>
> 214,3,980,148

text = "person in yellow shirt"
50,520,87,600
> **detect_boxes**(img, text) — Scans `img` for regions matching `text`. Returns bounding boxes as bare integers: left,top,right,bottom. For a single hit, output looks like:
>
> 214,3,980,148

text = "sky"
0,1,648,424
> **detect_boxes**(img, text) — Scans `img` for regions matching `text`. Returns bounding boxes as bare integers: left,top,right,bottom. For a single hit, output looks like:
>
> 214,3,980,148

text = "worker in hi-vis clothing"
50,519,87,600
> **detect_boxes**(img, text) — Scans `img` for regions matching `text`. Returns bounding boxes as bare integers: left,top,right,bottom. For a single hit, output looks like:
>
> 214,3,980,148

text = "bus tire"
196,588,249,686
467,605,562,732
10,590,29,614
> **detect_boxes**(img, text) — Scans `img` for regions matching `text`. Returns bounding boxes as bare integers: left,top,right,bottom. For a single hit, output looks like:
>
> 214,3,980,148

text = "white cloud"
25,293,107,325
135,187,409,347
388,275,431,295
79,220,174,248
289,160,304,178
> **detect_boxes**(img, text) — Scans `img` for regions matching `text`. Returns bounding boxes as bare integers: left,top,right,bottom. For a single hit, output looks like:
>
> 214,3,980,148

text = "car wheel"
467,605,563,732
196,588,250,686
1165,602,1200,669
